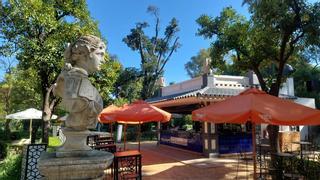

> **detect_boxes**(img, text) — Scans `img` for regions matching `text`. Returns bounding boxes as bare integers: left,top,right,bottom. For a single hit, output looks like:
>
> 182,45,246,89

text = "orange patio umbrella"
98,104,121,137
192,88,320,179
99,100,172,150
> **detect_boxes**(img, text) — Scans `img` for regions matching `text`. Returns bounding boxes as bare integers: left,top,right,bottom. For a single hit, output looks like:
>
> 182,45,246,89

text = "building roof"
147,87,248,103
147,74,297,107
147,86,296,104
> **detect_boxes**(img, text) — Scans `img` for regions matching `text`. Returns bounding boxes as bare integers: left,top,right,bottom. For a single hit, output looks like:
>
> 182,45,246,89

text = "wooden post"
157,121,160,146
124,124,127,150
110,122,113,139
138,122,141,151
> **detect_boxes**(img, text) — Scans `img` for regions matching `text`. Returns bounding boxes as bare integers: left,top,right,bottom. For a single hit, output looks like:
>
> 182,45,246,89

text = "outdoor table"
94,143,117,153
292,141,312,159
113,150,142,180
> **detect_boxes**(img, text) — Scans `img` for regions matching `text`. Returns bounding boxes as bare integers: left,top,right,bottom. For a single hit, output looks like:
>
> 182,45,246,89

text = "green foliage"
0,0,119,141
9,68,42,112
48,136,61,147
0,154,22,180
171,115,193,130
291,58,320,108
0,140,8,159
196,1,320,94
113,67,143,102
90,55,122,105
123,6,180,99
1,0,101,92
184,49,211,78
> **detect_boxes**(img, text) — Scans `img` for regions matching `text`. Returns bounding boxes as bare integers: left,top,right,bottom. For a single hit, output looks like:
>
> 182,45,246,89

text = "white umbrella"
6,108,57,140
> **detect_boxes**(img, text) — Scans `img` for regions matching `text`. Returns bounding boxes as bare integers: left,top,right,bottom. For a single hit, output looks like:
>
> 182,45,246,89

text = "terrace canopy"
192,88,320,179
99,100,172,150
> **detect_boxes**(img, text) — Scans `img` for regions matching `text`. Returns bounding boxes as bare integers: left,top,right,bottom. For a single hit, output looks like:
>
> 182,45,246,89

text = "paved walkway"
118,141,254,180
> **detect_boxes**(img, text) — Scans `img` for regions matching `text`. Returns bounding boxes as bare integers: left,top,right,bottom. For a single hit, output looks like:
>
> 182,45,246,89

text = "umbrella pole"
138,122,141,151
124,124,127,150
29,119,33,141
252,122,257,180
157,121,160,146
110,122,113,139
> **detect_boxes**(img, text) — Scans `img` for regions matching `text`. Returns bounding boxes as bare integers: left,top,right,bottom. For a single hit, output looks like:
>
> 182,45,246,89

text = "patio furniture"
87,135,99,148
236,149,252,180
96,136,114,145
257,143,271,179
94,143,117,153
292,141,312,159
113,150,142,180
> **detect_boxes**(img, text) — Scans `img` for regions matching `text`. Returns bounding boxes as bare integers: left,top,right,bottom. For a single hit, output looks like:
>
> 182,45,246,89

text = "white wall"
295,98,316,140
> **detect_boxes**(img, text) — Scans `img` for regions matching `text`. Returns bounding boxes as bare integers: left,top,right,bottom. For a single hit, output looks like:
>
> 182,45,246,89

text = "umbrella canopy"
192,88,320,179
6,108,57,120
99,100,171,124
192,88,320,125
98,105,121,123
6,108,58,142
99,100,171,150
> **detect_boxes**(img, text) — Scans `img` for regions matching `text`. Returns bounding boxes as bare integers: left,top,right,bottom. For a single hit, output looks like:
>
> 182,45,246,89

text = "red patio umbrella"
99,100,172,150
192,88,320,179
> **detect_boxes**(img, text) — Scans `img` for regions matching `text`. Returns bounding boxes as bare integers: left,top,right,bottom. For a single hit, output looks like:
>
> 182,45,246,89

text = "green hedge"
272,156,320,179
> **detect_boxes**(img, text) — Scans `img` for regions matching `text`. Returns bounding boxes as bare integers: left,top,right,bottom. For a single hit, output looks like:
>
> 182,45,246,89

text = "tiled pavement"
115,141,254,180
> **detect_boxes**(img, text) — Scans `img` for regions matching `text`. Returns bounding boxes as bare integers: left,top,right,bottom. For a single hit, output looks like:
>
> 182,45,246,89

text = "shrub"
0,154,22,180
0,141,7,159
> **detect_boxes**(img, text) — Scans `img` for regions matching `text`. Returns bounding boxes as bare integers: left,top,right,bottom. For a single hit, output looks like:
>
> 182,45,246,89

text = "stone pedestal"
56,128,91,158
38,128,114,179
38,150,113,180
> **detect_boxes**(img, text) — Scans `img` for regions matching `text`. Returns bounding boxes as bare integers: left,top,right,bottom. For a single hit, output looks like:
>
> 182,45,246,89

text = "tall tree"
184,49,211,78
197,0,320,157
123,6,181,99
113,67,143,102
0,0,102,143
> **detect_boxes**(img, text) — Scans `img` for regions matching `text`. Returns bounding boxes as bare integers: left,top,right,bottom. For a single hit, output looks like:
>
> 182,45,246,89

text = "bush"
0,154,22,180
0,141,7,159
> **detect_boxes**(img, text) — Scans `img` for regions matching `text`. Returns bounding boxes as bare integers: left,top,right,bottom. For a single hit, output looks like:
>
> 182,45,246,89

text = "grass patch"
49,136,61,147
47,136,61,152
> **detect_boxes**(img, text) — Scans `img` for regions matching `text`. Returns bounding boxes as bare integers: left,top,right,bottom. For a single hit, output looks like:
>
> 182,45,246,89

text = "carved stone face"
87,42,105,73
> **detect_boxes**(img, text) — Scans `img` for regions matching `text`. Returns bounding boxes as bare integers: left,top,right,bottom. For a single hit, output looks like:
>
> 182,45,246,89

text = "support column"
202,122,219,158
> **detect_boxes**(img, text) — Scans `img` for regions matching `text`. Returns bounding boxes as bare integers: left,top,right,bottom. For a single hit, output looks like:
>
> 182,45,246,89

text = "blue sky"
87,0,249,84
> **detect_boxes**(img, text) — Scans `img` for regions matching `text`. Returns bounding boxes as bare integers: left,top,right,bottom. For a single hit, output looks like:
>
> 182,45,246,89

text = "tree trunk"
41,84,57,144
267,84,281,153
4,119,11,140
42,121,50,144
267,125,280,153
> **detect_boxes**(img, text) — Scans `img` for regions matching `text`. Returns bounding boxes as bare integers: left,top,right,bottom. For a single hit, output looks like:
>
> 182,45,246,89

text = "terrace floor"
112,141,254,180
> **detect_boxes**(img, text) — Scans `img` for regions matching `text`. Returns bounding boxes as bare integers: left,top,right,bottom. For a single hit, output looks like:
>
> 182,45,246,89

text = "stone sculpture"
38,35,113,180
54,35,105,130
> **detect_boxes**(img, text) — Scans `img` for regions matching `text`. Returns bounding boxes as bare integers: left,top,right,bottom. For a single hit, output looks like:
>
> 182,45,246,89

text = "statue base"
38,150,113,180
56,128,91,158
